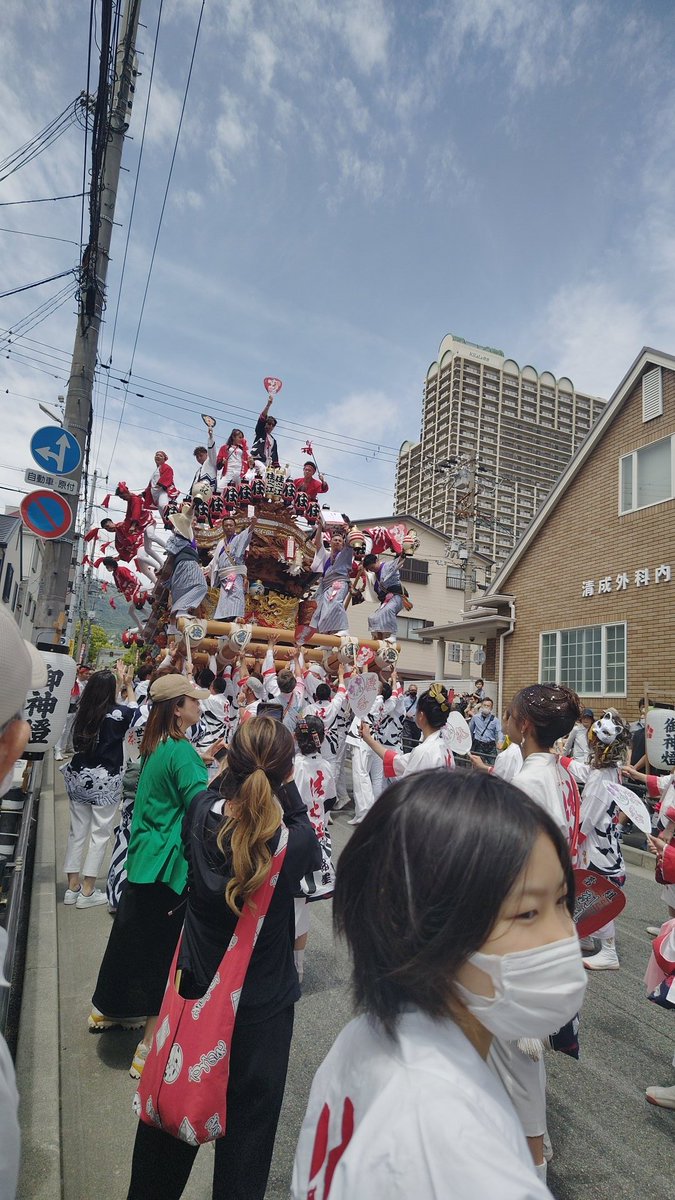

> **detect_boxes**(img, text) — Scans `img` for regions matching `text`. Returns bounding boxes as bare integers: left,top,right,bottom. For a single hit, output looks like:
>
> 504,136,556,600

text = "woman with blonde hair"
126,716,321,1200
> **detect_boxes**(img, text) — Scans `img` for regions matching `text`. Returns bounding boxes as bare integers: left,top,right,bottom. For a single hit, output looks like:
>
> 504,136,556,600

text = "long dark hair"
227,428,244,447
72,670,117,755
334,770,574,1037
216,718,295,914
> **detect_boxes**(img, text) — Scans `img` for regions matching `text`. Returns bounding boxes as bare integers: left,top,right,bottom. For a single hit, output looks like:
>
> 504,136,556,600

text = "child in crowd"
562,709,632,970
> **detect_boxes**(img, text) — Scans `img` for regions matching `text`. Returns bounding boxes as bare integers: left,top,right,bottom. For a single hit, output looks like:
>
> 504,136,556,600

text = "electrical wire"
0,192,85,207
3,329,402,462
94,0,165,468
105,0,205,475
0,99,82,184
80,0,95,257
0,281,76,351
0,226,79,246
0,268,76,300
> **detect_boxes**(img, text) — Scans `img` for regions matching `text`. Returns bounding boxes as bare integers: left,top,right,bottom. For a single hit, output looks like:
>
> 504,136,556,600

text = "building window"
400,557,429,585
446,567,477,590
2,563,14,604
619,435,673,513
540,623,626,696
397,617,434,641
642,366,663,422
447,642,461,662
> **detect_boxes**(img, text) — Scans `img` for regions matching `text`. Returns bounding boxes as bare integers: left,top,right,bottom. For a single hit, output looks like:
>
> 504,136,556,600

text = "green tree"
87,624,112,665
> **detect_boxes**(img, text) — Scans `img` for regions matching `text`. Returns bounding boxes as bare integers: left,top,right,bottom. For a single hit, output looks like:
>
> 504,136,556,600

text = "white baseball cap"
0,605,48,729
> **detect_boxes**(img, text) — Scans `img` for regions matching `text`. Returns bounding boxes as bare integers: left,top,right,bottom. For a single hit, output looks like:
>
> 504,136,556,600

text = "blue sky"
2,0,675,526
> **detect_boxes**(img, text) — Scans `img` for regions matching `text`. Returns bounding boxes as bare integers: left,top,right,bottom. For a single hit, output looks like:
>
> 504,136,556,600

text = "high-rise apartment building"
395,333,607,567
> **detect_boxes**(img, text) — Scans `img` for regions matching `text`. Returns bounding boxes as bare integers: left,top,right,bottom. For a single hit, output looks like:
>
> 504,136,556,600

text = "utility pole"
71,467,99,661
33,0,141,644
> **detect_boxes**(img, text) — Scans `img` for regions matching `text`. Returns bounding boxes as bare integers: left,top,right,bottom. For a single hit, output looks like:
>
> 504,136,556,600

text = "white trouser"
335,742,350,801
351,743,383,822
221,469,244,487
64,799,120,879
129,602,145,633
488,1038,547,1138
56,711,76,755
370,751,385,800
143,526,166,568
294,897,311,938
135,554,157,585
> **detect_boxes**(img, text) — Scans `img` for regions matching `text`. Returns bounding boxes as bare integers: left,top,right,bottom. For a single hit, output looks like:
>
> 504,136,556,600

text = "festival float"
103,380,419,678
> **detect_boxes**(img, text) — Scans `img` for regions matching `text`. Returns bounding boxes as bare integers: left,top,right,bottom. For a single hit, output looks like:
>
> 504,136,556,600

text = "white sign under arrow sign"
24,469,78,496
30,425,81,476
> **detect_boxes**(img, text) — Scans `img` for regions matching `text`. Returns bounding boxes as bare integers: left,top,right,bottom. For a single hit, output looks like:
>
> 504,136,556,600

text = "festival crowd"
3,393,673,1200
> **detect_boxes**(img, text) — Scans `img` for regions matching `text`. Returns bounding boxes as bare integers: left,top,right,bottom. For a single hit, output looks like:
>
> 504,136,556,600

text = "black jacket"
251,412,279,467
179,780,321,1021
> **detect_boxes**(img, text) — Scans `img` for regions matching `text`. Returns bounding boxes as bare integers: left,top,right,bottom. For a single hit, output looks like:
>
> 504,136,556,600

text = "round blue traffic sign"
20,489,73,539
30,426,81,476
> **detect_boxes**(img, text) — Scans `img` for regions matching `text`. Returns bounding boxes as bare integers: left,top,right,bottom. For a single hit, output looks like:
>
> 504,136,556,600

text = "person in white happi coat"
311,524,354,635
360,683,455,780
190,430,218,494
292,769,586,1200
303,664,349,766
208,514,256,621
292,715,337,982
489,682,583,1181
262,641,306,733
349,672,405,824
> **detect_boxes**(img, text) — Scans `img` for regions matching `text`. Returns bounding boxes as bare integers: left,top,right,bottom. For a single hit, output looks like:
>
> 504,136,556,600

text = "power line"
105,0,205,474
0,226,80,245
0,98,83,184
0,268,76,300
0,192,85,207
95,0,165,467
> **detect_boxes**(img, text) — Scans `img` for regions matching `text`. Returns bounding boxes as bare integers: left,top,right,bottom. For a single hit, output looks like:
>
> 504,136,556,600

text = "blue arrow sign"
30,425,81,476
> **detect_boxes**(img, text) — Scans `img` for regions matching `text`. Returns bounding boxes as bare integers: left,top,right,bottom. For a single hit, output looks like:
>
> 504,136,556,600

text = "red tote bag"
134,825,288,1145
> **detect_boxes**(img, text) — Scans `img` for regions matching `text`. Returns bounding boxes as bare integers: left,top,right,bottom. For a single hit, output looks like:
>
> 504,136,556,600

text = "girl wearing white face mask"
292,771,586,1200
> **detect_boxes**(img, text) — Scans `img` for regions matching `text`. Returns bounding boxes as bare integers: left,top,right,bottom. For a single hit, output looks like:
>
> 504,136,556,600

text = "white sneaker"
76,888,108,909
583,944,620,970
334,795,352,810
646,925,663,937
347,817,362,826
64,887,81,905
645,1084,675,1109
54,752,64,762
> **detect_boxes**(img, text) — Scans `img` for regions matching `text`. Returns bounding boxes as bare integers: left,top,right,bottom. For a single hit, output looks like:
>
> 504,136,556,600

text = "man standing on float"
207,514,256,621
250,396,280,478
310,522,355,634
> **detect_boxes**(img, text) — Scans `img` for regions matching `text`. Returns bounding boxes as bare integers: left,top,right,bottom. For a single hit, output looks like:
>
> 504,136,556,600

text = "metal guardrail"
0,759,43,1058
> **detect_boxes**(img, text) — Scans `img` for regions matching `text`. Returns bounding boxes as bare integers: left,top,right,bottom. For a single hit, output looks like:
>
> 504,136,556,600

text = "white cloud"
445,0,594,93
209,89,256,185
539,280,648,396
144,74,184,148
339,0,391,75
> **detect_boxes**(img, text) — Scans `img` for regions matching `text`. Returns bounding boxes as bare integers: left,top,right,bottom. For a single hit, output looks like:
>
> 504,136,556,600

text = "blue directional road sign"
30,426,81,476
20,490,73,540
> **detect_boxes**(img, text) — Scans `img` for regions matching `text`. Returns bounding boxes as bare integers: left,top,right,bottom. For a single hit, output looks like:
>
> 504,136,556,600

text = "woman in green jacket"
90,674,209,1078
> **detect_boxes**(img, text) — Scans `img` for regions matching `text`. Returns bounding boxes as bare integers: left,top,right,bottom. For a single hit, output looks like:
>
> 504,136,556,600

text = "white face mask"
481,706,492,716
454,934,587,1041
